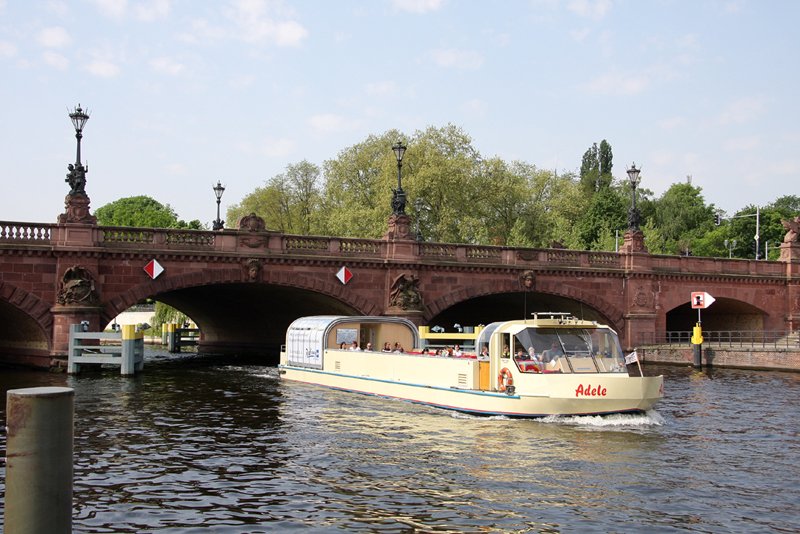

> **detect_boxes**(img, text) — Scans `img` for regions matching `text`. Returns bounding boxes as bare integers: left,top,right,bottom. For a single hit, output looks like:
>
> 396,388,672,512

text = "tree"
579,139,613,194
227,160,322,234
95,196,202,229
649,182,714,255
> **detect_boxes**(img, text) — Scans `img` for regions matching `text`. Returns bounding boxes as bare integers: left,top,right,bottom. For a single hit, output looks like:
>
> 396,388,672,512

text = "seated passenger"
349,341,361,351
393,342,404,353
382,342,392,352
515,348,530,361
453,344,463,357
527,346,541,363
365,342,373,351
542,341,564,362
339,342,347,350
478,345,489,360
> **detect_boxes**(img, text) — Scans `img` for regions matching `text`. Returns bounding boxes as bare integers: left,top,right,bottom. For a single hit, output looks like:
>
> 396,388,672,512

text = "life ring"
498,367,514,392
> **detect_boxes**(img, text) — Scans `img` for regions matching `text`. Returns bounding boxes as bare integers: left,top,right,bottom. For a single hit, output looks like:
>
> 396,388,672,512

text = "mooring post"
5,387,74,534
691,322,703,368
121,324,140,375
167,322,178,353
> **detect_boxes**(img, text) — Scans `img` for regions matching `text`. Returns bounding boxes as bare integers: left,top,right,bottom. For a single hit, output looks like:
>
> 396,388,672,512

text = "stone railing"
0,221,54,243
99,227,216,249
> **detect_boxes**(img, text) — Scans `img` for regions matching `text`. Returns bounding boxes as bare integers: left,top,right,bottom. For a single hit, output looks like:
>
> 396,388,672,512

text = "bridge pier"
50,304,103,357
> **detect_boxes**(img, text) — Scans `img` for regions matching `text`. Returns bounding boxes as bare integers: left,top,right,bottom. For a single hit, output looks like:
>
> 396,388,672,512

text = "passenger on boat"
382,342,392,352
527,346,541,363
542,341,563,362
339,342,347,349
453,344,463,356
365,342,373,351
515,348,530,361
502,345,510,358
479,345,489,360
349,341,361,351
393,342,404,353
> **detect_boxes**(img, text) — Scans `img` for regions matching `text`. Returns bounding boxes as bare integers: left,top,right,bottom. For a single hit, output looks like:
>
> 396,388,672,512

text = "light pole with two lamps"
724,239,737,258
212,181,225,231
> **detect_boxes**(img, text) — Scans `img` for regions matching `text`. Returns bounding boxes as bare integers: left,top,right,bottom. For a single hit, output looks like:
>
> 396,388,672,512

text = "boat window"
519,327,626,374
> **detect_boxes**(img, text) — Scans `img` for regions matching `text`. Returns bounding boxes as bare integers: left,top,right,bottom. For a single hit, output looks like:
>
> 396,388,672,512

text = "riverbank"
640,346,800,372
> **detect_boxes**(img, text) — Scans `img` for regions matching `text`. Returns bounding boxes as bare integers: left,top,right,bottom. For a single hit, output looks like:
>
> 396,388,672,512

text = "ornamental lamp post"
66,104,90,195
212,180,225,231
626,162,642,231
391,140,407,215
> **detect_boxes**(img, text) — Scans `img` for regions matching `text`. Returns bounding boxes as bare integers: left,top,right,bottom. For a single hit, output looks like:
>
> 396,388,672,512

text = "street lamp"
626,162,642,231
66,104,90,195
212,180,225,230
724,239,737,258
391,140,407,215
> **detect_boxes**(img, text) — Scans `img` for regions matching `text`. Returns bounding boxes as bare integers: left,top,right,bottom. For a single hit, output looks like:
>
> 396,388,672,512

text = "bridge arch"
426,279,625,333
105,268,379,359
0,282,53,366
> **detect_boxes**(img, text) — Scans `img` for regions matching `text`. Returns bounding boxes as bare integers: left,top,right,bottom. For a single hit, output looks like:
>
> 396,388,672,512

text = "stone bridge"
1,213,799,368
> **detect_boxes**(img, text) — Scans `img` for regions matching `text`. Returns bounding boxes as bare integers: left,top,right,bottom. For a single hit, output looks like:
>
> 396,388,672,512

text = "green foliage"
577,186,627,250
152,302,190,329
227,160,323,234
579,140,613,194
95,196,202,229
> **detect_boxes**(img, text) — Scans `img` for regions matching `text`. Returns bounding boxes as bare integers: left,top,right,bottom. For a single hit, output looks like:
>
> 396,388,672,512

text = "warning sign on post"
691,291,715,309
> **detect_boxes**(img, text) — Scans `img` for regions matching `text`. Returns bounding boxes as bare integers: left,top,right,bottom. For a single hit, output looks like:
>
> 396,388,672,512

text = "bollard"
121,324,139,375
691,323,703,368
161,323,168,345
5,387,74,534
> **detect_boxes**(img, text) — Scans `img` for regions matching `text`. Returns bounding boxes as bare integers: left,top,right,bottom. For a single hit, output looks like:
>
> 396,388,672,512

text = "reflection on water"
1,353,799,532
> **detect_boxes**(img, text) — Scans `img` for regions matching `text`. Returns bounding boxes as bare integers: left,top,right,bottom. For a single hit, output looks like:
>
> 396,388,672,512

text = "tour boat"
278,313,663,418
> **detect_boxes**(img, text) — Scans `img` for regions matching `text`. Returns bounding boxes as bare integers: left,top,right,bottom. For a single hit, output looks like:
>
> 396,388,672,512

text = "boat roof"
493,313,606,335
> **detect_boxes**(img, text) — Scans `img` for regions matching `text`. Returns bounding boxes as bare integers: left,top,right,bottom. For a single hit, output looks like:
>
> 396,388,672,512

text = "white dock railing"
67,324,144,375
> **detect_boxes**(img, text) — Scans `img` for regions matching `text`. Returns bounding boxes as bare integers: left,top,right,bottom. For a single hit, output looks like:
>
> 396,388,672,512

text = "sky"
1,0,798,228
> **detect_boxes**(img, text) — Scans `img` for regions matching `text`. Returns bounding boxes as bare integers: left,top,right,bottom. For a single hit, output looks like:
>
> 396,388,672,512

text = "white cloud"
177,18,227,44
150,56,184,75
584,72,648,95
718,96,765,125
724,136,760,152
462,98,487,116
657,116,687,130
392,0,445,14
165,163,188,175
567,0,612,19
570,28,591,42
42,50,69,70
45,1,69,16
308,113,359,134
225,0,308,47
260,137,294,158
0,40,17,58
365,81,396,96
86,59,121,77
430,48,483,70
37,27,72,48
135,0,171,21
90,0,127,19
766,159,799,176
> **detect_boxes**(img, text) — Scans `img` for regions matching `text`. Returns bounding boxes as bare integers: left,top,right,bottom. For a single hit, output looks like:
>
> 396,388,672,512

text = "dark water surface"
1,350,799,533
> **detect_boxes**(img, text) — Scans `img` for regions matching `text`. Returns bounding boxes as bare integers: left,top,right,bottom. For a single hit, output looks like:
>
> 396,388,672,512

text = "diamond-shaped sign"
336,266,353,285
144,259,164,280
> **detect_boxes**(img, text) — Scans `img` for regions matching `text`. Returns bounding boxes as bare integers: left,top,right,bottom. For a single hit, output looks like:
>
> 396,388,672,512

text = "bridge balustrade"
0,221,53,243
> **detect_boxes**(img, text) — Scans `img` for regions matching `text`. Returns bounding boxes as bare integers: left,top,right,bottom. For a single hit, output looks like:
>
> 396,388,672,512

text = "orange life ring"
498,367,514,392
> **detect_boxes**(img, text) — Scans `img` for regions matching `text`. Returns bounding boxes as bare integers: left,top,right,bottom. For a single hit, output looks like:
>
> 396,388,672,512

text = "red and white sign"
336,266,353,285
144,259,164,280
691,291,715,309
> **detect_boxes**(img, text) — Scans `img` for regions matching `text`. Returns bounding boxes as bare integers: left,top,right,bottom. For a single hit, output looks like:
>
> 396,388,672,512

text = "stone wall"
641,347,800,372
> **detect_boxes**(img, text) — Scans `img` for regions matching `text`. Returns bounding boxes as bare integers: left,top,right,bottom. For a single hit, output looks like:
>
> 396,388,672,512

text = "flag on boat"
625,351,639,365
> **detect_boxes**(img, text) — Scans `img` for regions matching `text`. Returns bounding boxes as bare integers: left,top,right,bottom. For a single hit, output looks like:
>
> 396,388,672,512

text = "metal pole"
755,206,760,259
5,387,74,534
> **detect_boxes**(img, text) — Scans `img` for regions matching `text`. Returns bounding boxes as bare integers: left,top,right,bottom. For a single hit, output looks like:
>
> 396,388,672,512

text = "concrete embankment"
641,346,800,372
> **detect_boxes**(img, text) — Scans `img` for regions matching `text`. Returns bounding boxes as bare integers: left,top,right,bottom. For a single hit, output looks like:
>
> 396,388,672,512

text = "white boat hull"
279,356,662,418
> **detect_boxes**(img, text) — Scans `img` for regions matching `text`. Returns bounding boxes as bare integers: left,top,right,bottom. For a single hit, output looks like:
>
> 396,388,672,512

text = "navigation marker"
336,266,353,285
144,259,164,280
690,291,715,309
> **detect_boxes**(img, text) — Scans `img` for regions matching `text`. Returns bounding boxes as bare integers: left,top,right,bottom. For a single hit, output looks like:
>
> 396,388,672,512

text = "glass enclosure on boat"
504,326,627,374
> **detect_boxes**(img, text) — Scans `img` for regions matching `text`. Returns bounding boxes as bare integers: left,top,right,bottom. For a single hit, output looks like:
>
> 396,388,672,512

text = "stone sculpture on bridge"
782,216,800,243
57,265,99,305
389,273,423,311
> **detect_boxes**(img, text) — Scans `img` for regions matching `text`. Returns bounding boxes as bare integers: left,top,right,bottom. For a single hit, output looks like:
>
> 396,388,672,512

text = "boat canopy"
284,316,420,369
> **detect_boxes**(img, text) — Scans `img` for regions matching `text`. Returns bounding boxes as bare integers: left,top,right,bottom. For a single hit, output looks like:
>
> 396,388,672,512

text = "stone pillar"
50,305,103,357
58,193,96,225
618,229,647,254
779,242,800,263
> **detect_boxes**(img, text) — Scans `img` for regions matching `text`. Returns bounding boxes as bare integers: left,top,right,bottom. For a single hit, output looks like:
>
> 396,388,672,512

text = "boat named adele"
279,313,663,418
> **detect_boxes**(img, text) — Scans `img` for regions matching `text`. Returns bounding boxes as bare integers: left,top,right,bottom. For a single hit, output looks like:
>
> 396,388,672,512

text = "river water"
1,349,799,533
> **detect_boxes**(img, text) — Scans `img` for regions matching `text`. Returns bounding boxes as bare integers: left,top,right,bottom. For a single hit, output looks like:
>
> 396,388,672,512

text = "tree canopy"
220,126,795,260
95,196,202,229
